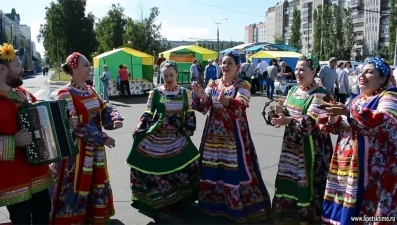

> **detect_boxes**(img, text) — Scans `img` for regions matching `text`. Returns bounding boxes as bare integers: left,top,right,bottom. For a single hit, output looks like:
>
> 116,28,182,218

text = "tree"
274,36,284,44
332,4,343,58
123,7,164,55
312,5,322,57
95,4,127,54
342,8,355,60
379,46,390,59
289,8,302,50
321,5,332,60
37,0,98,64
389,0,397,59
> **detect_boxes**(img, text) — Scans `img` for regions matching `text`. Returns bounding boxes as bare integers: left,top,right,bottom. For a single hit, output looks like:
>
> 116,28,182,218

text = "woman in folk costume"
49,52,124,224
191,50,271,224
126,60,200,214
270,53,333,224
318,57,397,224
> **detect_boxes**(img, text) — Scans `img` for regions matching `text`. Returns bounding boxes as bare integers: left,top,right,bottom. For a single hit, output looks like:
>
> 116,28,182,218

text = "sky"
2,0,280,56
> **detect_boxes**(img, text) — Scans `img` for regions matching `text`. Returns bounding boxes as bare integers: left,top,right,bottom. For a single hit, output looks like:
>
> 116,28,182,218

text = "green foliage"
123,7,164,56
342,8,355,60
274,36,284,44
321,5,331,60
389,0,397,58
312,6,322,57
331,4,343,58
289,8,302,50
95,4,127,54
37,0,98,64
379,46,391,59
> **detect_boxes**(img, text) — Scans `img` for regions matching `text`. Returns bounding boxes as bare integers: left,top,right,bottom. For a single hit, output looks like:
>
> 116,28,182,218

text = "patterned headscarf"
160,60,178,71
225,50,241,65
301,52,320,70
364,57,390,77
68,52,81,68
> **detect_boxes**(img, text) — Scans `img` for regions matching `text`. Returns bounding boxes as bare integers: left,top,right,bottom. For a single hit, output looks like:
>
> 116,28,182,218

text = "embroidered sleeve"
350,92,397,139
57,89,108,145
0,135,15,161
192,86,212,115
133,90,156,139
225,81,251,119
101,104,124,130
317,115,351,135
183,90,196,136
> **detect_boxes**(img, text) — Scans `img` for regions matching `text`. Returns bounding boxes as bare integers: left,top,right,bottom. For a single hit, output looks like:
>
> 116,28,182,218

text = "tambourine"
262,98,287,126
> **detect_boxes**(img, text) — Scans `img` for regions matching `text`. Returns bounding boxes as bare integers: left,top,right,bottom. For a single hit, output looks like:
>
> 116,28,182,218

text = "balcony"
356,35,364,40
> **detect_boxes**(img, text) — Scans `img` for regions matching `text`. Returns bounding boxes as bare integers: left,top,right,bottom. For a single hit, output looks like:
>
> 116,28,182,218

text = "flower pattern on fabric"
319,90,397,225
364,57,390,77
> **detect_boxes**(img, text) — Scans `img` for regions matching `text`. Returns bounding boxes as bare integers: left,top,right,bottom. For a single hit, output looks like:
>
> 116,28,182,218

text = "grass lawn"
49,68,70,81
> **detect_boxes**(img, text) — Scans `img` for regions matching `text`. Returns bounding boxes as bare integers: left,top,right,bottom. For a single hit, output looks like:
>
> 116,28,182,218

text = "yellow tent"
248,51,302,62
161,45,218,63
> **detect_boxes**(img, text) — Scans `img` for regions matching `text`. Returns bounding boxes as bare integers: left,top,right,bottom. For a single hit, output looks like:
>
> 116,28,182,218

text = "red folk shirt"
0,86,52,207
156,57,166,67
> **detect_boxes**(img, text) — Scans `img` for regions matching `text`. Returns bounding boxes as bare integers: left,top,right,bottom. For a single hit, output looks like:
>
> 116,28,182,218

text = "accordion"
18,100,79,165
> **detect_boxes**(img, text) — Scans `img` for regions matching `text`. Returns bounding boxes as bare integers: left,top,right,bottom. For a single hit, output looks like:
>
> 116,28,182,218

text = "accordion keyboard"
20,105,58,161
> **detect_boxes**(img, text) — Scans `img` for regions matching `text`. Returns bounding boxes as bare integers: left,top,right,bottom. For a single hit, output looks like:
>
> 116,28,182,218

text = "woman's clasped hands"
271,106,292,128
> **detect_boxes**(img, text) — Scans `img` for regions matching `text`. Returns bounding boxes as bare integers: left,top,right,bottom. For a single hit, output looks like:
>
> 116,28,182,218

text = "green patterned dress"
126,86,200,213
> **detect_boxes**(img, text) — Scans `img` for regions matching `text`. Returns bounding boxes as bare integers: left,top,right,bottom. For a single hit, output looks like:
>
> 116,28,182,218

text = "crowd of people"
0,40,397,225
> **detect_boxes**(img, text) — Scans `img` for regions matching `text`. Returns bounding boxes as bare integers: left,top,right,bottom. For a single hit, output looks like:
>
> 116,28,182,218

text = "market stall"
93,47,154,96
160,45,217,83
248,50,302,71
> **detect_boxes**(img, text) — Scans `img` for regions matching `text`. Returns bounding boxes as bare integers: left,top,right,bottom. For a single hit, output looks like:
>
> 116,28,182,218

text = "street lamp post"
211,18,227,57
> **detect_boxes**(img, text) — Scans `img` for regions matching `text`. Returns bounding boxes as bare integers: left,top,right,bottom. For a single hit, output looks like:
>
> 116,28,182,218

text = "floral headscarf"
364,57,390,77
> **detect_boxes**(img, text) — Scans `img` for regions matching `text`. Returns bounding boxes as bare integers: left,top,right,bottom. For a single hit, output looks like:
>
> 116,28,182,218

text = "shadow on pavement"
140,203,274,225
110,95,148,105
110,219,125,224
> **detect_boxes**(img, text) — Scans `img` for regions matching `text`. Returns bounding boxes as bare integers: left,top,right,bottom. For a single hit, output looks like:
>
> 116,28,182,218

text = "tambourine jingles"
262,98,286,126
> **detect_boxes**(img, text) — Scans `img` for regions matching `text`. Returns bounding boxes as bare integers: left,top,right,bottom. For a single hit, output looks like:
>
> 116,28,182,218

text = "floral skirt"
130,159,199,213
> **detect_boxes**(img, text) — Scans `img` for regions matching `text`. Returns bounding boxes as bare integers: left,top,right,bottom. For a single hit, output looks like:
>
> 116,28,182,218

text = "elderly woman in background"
270,53,333,224
318,57,397,224
191,50,271,223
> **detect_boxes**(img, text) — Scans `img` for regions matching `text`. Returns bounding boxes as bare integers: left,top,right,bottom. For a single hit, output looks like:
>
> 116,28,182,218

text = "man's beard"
6,72,23,88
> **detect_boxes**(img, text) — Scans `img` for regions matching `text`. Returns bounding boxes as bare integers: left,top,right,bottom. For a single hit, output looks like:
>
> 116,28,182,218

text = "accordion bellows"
18,100,79,165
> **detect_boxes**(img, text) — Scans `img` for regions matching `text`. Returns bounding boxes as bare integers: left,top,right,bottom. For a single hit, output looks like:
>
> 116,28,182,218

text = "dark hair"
160,61,178,73
223,52,239,65
345,60,351,68
61,53,82,75
193,59,197,64
119,64,124,69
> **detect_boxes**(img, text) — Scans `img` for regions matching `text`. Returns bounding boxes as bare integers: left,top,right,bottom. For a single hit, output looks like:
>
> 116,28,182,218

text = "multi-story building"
244,22,266,43
2,8,37,72
265,7,276,43
257,0,394,59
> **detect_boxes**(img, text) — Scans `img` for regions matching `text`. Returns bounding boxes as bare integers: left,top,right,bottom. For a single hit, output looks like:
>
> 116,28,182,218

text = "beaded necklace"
221,76,237,87
164,84,178,91
299,81,316,91
71,80,87,91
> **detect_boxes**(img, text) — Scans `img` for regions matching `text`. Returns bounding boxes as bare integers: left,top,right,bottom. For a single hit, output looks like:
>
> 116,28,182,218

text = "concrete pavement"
0,74,337,224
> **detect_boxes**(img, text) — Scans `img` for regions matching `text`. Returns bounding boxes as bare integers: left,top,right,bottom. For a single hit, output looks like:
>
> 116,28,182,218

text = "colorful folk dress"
49,84,123,225
0,87,52,206
126,86,200,213
272,85,333,224
318,88,397,225
192,79,271,224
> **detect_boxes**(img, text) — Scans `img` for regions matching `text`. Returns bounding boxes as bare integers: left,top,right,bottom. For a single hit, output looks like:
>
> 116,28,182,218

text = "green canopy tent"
160,45,218,83
93,47,154,96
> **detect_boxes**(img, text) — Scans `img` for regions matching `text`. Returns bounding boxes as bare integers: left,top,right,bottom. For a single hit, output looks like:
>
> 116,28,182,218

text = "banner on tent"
170,52,195,62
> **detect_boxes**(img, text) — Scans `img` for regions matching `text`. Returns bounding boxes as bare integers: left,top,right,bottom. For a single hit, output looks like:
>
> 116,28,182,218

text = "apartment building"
244,22,266,43
253,0,391,59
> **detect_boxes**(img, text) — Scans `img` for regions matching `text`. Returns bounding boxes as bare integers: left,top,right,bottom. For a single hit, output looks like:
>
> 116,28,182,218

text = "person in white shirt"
255,59,268,93
214,58,222,78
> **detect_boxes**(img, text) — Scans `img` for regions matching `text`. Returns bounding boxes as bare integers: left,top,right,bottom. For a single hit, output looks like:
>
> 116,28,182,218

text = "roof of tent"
93,47,154,66
161,45,217,55
248,50,302,61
